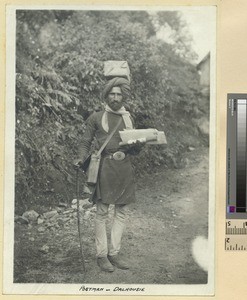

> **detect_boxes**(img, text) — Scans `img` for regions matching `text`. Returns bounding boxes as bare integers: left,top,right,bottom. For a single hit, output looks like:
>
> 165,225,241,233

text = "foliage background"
15,10,208,214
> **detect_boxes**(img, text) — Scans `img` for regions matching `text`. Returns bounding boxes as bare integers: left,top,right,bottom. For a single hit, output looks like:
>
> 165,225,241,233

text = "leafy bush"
15,10,205,213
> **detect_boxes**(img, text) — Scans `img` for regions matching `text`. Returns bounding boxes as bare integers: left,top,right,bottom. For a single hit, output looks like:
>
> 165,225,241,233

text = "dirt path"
14,146,209,284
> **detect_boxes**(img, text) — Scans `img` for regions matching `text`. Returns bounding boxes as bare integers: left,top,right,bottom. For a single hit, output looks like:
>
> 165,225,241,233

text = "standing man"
75,77,142,272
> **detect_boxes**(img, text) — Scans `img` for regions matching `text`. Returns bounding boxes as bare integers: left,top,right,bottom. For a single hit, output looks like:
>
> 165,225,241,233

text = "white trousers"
95,201,129,257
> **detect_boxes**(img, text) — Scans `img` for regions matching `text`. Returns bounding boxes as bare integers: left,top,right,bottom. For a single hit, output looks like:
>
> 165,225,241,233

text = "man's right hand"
73,158,83,169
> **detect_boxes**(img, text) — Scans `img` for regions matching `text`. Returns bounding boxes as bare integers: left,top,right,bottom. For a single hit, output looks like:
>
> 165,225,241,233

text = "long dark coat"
78,111,136,205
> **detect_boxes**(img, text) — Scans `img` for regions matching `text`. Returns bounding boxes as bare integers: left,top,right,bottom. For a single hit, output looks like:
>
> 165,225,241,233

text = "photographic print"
4,5,216,295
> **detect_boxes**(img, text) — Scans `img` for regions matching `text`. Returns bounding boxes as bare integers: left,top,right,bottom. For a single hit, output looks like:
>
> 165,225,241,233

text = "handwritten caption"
79,285,145,293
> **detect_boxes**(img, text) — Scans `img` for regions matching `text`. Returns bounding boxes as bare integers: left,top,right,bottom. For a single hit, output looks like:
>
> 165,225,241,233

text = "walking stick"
76,168,86,273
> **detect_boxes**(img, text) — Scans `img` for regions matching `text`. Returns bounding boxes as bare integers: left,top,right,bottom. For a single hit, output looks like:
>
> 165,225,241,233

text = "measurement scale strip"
225,220,247,250
226,227,247,235
226,94,247,250
225,236,247,251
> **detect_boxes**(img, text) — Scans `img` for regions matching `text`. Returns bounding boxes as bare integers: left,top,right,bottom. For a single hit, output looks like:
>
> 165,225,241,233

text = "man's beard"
109,102,122,111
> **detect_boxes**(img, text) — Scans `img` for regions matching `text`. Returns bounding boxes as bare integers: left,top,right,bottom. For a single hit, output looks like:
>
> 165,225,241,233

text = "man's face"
107,87,123,111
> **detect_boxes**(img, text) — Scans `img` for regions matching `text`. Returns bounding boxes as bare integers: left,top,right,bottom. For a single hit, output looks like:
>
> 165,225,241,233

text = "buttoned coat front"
78,110,136,205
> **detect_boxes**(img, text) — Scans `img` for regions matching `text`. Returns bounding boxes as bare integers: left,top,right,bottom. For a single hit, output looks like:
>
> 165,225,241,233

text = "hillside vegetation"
15,10,207,213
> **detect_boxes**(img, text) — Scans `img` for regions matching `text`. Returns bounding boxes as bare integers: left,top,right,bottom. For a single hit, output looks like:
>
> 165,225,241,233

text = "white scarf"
102,105,133,132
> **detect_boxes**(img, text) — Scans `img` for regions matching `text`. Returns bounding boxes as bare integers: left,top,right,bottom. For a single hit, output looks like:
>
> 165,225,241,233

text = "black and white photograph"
4,5,216,295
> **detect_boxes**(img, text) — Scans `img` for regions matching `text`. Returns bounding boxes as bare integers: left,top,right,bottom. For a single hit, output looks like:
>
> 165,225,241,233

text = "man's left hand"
122,140,145,155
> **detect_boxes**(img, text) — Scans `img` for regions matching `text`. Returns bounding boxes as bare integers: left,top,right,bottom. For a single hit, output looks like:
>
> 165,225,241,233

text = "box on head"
103,60,130,82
